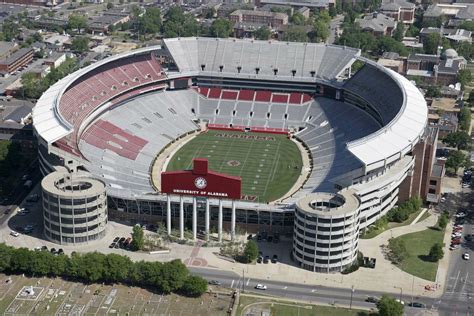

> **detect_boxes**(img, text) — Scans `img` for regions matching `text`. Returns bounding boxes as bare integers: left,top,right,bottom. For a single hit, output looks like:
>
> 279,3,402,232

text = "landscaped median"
236,294,374,316
385,227,445,281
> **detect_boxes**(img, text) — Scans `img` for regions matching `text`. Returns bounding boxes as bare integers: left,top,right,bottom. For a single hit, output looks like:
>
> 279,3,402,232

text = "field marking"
262,140,282,198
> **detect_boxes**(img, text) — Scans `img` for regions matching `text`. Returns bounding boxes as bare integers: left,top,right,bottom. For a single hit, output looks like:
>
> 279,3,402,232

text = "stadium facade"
33,37,428,273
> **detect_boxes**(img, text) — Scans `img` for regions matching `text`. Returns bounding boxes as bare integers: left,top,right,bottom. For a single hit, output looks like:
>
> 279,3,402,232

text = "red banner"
161,159,241,199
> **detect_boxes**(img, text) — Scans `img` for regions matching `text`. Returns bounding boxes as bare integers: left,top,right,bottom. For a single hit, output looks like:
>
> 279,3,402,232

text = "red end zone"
161,158,242,199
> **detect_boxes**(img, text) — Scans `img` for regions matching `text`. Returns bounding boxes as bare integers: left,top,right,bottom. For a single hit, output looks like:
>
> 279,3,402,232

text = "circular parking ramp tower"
41,168,108,245
293,190,360,273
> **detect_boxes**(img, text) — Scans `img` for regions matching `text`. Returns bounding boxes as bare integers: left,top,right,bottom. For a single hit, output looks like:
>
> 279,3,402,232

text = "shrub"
180,275,208,297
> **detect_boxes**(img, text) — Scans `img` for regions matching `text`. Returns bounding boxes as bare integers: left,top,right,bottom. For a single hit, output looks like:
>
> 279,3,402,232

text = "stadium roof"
163,37,359,82
346,59,427,170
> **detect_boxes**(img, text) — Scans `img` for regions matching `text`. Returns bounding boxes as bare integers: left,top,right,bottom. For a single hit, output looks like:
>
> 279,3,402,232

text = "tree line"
0,243,208,297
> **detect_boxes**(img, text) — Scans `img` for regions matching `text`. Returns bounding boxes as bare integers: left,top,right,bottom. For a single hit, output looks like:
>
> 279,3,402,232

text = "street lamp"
350,285,355,310
394,286,403,302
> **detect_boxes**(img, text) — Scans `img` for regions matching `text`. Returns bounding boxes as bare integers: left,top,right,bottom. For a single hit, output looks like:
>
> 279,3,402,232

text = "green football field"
166,130,303,203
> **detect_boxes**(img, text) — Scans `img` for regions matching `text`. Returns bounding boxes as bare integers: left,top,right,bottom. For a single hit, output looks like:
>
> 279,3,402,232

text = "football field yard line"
262,140,282,198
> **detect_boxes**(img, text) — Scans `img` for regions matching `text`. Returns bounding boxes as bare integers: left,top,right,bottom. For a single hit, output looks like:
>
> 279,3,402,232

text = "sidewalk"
197,210,445,298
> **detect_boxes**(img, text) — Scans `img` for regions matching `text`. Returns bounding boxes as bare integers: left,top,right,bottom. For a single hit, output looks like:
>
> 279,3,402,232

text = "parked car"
366,296,379,303
57,249,64,255
10,231,19,237
255,284,267,290
408,302,426,308
462,253,470,260
208,280,221,285
257,256,263,263
109,242,116,248
113,237,120,242
263,256,270,264
271,255,278,263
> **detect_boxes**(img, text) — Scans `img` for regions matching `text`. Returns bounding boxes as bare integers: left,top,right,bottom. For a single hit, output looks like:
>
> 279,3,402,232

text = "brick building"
229,9,288,28
380,0,415,24
0,48,33,74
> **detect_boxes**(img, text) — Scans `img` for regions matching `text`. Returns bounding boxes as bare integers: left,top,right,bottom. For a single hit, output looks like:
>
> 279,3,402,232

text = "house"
380,0,415,24
255,0,335,10
419,27,472,44
355,13,396,37
44,52,66,69
230,9,288,28
377,58,403,72
44,34,71,50
424,4,474,24
437,112,459,138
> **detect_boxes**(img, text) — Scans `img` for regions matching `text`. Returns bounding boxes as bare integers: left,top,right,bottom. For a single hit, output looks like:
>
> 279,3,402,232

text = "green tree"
313,20,330,42
180,275,208,297
446,150,468,174
162,7,199,38
425,85,441,98
458,69,472,90
158,260,189,293
442,131,471,150
459,107,472,131
242,240,259,263
68,14,88,33
424,33,441,54
393,22,404,41
437,213,449,230
377,36,408,56
290,11,306,25
137,7,161,36
210,18,233,38
405,24,420,37
0,243,12,272
254,26,272,40
71,36,90,53
76,252,106,282
106,1,114,9
103,254,132,282
377,295,404,316
388,238,408,264
282,26,309,42
131,225,145,251
2,19,20,41
428,243,444,262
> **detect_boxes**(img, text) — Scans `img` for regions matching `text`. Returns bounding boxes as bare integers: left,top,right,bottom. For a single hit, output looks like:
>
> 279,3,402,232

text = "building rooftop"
381,0,415,11
355,13,396,32
230,9,288,19
0,47,32,66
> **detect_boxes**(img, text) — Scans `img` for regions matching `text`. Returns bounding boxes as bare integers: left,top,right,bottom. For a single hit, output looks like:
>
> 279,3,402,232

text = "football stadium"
33,37,428,272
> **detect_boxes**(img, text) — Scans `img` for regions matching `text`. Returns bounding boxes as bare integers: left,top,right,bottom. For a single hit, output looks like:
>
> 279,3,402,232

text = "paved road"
440,186,473,315
190,266,465,313
328,15,344,44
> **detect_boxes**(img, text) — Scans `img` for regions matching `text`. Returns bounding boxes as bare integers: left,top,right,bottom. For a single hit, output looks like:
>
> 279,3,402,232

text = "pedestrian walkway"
410,208,428,225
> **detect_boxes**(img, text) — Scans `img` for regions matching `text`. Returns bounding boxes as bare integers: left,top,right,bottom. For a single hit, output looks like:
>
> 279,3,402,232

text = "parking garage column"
218,199,223,242
205,199,210,241
231,200,236,241
192,197,197,240
179,195,184,239
167,195,171,235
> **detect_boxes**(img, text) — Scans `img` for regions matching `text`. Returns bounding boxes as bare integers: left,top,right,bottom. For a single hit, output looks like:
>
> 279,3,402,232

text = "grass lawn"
361,209,425,239
167,130,303,203
395,227,445,281
237,295,372,316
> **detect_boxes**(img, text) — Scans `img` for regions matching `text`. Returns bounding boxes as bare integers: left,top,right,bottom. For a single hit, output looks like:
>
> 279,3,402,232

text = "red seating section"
195,87,312,105
82,120,148,160
54,53,166,156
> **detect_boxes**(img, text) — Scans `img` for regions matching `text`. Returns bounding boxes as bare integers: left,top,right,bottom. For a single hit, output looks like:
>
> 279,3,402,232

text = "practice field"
166,130,303,203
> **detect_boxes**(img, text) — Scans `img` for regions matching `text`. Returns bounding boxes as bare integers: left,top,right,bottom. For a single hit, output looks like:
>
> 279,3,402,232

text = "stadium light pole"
350,285,354,310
